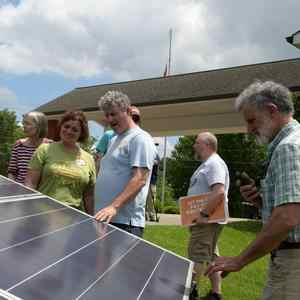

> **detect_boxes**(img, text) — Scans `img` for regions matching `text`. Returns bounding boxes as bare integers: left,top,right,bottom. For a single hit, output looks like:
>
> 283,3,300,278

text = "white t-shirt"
187,153,230,223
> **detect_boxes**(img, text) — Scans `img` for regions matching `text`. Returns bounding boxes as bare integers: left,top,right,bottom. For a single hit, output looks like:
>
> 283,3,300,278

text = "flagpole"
161,28,172,205
168,28,172,75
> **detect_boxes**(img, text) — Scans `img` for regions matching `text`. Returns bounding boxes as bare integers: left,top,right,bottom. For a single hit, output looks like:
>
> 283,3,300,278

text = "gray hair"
235,80,294,115
98,90,131,112
23,111,48,138
198,132,218,151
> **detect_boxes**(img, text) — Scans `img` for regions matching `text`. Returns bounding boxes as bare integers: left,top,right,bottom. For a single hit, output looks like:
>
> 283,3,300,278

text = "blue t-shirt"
94,127,157,227
95,130,115,155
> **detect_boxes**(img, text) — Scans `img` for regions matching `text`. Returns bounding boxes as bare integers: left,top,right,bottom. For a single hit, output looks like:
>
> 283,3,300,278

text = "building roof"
36,57,300,116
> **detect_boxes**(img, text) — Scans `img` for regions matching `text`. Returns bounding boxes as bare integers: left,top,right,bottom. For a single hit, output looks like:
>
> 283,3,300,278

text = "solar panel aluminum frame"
0,176,39,201
0,289,22,300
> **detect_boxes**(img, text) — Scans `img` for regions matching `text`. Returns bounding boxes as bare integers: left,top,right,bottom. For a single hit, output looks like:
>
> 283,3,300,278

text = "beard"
194,152,202,161
255,133,270,145
255,119,274,145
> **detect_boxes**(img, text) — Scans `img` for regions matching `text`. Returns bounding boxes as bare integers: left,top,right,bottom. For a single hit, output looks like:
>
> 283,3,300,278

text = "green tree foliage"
156,173,175,202
0,110,24,176
80,136,97,155
166,136,198,199
166,134,266,217
217,133,266,217
293,94,300,122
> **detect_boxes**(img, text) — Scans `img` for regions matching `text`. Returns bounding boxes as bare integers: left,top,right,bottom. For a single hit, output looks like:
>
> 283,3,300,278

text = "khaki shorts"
262,249,300,300
188,223,223,263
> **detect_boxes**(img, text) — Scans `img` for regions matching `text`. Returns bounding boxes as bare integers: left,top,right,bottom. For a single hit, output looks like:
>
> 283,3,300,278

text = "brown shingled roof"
36,58,300,115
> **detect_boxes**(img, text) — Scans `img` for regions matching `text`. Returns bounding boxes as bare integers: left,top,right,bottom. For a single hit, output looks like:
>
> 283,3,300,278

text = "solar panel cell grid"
0,176,193,300
0,178,37,199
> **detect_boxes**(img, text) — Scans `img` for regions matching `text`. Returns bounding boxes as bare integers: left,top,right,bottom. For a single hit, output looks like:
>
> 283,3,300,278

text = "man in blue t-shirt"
94,91,156,237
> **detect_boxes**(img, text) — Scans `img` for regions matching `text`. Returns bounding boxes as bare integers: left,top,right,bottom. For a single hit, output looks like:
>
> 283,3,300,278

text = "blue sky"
1,0,300,146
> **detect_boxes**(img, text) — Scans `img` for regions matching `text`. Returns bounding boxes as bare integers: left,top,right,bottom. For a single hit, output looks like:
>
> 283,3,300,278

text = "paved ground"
146,214,252,226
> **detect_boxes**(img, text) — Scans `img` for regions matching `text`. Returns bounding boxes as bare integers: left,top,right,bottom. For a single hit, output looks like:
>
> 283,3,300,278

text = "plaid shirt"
261,119,300,242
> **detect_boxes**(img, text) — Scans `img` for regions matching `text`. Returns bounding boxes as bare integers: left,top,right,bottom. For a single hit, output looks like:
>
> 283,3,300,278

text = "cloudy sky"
0,0,300,142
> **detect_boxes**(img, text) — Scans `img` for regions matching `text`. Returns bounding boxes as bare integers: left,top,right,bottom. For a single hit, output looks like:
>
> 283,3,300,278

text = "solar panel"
0,289,22,300
0,176,193,300
0,177,38,200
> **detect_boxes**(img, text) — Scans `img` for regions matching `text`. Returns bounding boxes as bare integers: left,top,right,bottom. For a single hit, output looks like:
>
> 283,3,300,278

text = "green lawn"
144,221,268,300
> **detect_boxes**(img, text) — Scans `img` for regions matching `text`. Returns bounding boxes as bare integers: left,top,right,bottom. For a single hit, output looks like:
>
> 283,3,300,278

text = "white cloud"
0,86,16,102
0,86,30,117
0,0,299,80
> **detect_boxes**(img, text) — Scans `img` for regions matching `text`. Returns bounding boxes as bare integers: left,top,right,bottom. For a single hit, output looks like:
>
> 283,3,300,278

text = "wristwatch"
200,211,209,218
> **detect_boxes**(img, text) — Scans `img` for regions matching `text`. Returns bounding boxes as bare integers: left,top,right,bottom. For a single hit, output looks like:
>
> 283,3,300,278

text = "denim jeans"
111,222,144,238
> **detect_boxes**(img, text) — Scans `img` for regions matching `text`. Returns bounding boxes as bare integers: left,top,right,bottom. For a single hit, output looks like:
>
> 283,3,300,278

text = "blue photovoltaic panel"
0,176,193,300
0,177,37,199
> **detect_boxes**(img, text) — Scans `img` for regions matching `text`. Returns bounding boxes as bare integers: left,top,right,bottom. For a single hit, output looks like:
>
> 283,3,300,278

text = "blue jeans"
111,223,144,238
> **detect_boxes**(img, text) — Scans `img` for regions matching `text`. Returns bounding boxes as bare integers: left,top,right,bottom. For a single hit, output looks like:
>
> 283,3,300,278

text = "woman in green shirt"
25,111,96,215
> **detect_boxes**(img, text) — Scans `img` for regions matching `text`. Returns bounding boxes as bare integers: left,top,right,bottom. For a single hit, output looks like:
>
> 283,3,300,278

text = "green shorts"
188,223,223,263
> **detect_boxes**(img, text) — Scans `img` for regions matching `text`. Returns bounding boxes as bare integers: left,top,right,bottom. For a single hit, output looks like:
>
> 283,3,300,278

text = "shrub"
154,200,163,213
162,205,179,214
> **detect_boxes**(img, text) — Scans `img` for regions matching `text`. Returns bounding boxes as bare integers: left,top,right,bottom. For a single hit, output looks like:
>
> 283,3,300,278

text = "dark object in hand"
192,211,209,223
221,271,230,278
235,171,252,187
200,210,209,218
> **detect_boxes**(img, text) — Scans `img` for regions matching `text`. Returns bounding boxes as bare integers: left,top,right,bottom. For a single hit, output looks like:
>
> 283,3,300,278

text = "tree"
0,110,24,176
293,94,300,122
166,136,198,199
80,136,97,155
217,133,266,217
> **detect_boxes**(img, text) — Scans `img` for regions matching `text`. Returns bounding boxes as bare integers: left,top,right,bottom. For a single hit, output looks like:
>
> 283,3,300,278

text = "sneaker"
207,291,223,300
189,282,199,300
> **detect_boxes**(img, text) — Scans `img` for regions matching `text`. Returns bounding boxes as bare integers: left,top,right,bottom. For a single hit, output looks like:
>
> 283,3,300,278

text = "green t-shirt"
29,142,96,208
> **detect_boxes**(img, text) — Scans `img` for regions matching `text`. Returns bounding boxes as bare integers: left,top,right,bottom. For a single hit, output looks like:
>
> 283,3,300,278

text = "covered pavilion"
35,58,300,139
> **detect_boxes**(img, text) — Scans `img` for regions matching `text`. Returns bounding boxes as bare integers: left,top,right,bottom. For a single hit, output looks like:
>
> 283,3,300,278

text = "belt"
278,241,300,250
271,241,300,261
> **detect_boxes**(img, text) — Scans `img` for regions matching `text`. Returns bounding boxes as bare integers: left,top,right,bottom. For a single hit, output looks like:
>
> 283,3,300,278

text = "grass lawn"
144,221,268,300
